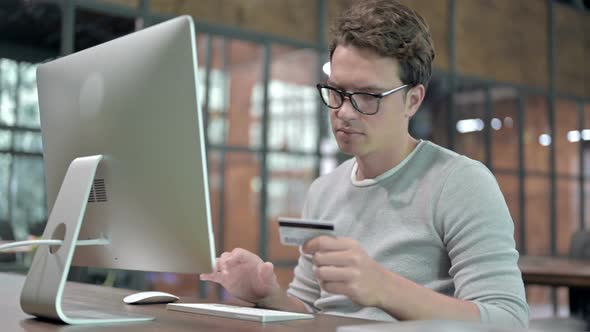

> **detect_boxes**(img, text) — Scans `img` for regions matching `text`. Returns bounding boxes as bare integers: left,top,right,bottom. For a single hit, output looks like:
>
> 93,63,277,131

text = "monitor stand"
20,155,153,324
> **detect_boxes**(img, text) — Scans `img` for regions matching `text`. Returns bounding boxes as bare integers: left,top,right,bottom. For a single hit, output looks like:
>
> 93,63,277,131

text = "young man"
201,0,529,327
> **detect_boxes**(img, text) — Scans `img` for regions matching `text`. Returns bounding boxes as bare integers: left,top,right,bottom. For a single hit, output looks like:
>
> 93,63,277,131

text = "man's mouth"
337,128,363,135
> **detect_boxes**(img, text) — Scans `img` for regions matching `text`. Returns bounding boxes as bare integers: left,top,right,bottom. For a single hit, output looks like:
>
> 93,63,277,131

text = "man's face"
327,45,411,157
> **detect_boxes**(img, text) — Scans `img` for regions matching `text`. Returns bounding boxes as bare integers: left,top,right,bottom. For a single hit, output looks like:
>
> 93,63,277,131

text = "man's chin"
336,143,363,157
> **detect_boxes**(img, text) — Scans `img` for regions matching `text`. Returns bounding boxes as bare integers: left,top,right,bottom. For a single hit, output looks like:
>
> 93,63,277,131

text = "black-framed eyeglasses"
316,83,409,115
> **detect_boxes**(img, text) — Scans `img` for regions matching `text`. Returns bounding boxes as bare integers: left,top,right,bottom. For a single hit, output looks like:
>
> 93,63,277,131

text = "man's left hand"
302,236,391,308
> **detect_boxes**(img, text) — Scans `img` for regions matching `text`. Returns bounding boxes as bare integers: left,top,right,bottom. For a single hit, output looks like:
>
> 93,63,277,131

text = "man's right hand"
199,248,279,304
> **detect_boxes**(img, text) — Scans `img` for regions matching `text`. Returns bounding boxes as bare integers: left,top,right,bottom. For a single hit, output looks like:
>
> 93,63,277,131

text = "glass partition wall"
0,0,588,315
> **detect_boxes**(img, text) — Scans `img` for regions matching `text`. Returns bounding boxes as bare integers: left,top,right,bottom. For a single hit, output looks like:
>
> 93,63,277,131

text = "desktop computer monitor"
20,16,216,324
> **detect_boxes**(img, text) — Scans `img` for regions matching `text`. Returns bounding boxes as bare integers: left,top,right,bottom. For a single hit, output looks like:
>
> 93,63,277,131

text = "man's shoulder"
419,142,497,194
399,141,492,191
411,141,480,174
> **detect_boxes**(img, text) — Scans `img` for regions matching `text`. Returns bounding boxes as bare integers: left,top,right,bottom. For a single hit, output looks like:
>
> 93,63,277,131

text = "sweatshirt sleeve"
435,160,529,327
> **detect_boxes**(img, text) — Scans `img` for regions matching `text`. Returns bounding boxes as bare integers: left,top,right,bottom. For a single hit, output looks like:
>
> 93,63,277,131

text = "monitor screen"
36,15,216,274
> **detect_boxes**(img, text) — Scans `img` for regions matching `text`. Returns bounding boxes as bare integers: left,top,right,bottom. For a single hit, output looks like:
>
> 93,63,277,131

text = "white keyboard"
166,303,314,323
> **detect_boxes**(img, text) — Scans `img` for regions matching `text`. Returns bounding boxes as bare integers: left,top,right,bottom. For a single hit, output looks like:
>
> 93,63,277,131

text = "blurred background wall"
0,0,588,318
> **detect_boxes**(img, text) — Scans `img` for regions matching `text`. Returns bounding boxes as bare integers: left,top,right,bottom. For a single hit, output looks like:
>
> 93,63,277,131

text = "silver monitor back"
36,16,215,274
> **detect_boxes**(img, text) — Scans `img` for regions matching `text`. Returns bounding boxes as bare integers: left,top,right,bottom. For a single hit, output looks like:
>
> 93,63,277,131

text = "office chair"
569,230,590,323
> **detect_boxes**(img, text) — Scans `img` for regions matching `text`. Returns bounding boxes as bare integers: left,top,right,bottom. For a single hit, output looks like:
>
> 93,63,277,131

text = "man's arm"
256,285,310,312
435,162,529,326
304,236,480,321
375,265,480,320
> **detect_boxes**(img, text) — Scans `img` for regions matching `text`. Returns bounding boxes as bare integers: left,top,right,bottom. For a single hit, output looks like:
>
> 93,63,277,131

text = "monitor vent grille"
88,179,108,203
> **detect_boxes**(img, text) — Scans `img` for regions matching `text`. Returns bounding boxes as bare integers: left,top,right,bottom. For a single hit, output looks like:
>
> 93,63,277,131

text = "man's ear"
404,84,425,118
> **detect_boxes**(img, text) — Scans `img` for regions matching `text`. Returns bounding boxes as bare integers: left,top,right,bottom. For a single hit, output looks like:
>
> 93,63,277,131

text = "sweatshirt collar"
350,140,426,187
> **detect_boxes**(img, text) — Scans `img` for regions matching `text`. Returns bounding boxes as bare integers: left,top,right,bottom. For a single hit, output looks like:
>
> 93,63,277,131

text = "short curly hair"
329,0,435,89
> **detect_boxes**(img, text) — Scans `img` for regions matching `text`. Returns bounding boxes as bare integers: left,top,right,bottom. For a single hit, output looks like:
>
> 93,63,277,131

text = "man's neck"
355,136,419,181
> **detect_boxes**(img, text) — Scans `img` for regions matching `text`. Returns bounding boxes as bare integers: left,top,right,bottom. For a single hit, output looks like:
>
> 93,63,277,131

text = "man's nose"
335,97,358,121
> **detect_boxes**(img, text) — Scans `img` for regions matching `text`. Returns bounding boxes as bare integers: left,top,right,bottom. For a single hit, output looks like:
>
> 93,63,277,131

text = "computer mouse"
123,291,179,305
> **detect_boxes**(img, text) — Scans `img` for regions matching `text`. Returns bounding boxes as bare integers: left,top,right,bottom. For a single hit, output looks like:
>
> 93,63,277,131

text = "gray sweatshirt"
287,140,529,327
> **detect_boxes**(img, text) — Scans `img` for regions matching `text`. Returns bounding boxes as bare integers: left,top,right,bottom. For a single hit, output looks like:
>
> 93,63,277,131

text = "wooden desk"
518,255,590,287
0,272,371,332
1,272,541,332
